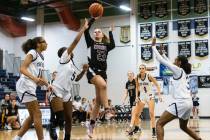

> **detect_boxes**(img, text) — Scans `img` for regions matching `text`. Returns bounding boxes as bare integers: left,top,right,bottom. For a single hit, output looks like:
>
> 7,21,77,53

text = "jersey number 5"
71,71,76,81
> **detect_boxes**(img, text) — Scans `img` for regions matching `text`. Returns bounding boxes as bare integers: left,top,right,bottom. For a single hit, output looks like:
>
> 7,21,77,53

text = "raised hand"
109,23,114,32
83,18,89,29
82,64,89,71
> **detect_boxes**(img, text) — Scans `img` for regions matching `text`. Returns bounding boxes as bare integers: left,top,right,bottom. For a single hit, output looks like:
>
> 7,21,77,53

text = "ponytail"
177,55,191,74
22,37,42,54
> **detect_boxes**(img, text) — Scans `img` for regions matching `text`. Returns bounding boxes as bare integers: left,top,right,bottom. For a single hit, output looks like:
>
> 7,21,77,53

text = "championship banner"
177,0,190,16
177,20,191,37
140,23,152,40
120,26,130,44
154,0,168,18
156,43,169,57
194,0,207,14
156,22,168,39
141,44,153,61
198,75,210,88
178,41,191,58
195,18,208,36
140,2,152,19
195,40,209,57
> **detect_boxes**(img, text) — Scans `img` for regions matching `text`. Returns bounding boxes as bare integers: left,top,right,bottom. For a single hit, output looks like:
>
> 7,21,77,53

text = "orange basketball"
89,3,104,18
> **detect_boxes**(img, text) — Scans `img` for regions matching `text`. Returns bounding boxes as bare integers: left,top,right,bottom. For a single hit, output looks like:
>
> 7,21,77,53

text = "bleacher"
0,69,47,103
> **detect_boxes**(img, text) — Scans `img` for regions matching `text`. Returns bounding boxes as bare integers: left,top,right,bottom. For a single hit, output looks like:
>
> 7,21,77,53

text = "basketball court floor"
0,119,209,140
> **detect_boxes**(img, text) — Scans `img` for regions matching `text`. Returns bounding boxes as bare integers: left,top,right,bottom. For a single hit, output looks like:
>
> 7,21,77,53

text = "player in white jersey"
14,37,49,140
152,38,202,140
49,19,89,140
127,64,161,137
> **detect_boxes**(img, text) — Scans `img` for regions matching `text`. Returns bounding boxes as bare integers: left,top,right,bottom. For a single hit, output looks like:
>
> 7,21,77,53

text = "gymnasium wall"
0,27,15,54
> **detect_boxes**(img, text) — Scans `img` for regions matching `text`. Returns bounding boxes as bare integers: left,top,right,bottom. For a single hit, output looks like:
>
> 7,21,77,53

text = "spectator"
107,99,115,120
72,95,82,123
0,94,11,129
6,99,20,129
192,94,199,119
80,98,88,123
0,94,11,107
86,98,96,120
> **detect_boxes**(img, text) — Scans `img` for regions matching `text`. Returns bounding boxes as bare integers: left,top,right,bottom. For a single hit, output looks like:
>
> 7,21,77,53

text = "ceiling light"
21,16,35,22
119,5,131,11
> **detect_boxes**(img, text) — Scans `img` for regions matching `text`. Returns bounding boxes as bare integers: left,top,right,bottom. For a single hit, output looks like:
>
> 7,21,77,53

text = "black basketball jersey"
126,79,136,98
84,18,115,71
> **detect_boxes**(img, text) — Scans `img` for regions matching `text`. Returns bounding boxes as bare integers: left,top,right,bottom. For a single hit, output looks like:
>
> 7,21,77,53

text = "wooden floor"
1,119,209,140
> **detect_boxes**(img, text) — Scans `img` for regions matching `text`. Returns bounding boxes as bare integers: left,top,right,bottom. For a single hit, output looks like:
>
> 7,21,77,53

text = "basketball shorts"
50,86,72,102
16,78,37,103
139,93,154,103
166,99,193,120
86,67,107,84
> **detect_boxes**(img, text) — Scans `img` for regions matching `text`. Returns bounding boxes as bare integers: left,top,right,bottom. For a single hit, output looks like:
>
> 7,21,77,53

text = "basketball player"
14,37,49,140
127,64,162,137
84,18,115,138
46,71,64,140
122,71,136,108
192,94,199,119
152,37,202,140
49,19,89,140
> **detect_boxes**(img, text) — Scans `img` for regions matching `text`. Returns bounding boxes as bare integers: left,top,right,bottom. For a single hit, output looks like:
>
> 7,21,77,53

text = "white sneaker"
86,121,95,138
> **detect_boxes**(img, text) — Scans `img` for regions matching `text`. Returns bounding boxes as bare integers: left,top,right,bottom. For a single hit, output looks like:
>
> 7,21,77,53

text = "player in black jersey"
84,18,115,138
122,71,137,108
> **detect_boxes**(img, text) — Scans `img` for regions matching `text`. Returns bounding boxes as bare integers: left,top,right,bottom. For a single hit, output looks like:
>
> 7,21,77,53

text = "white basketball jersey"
52,50,76,92
137,73,152,94
170,69,191,100
19,49,44,86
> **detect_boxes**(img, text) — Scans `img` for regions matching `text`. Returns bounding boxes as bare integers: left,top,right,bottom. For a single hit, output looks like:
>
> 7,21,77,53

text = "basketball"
89,3,104,18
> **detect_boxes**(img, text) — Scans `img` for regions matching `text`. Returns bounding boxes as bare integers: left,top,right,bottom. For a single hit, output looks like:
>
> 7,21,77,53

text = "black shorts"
86,67,107,84
193,101,199,107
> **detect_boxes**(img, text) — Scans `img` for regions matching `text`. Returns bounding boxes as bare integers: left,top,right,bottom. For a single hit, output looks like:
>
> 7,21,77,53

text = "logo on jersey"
37,62,44,68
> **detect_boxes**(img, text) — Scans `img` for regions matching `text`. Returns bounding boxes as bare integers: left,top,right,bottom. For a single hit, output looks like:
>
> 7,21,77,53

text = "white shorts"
50,86,72,102
16,78,37,103
166,99,193,120
139,93,154,103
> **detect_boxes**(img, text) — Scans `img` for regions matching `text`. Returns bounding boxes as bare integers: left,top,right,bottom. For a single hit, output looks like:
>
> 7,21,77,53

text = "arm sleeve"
108,31,116,51
84,18,95,48
152,46,182,78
